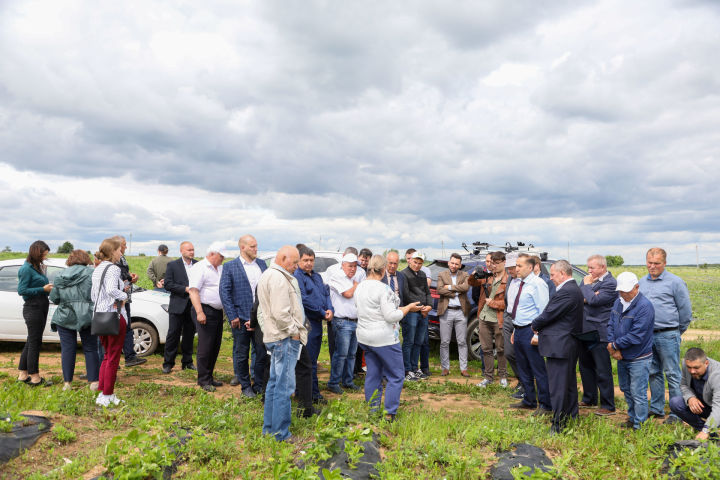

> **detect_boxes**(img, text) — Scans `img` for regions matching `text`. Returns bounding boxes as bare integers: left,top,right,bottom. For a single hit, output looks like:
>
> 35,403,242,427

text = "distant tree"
2,246,11,253
606,255,624,267
138,253,146,257
57,241,74,254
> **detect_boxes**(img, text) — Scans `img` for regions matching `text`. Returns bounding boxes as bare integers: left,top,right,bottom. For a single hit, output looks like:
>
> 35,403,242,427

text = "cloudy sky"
1,0,719,264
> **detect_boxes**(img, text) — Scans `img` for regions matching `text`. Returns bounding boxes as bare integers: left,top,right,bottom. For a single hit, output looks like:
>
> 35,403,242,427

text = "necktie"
510,281,525,319
390,275,396,294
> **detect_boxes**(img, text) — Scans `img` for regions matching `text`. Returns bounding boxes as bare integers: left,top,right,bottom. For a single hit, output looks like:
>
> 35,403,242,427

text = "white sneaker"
108,394,122,405
415,369,428,379
96,393,111,407
500,378,509,388
476,379,491,388
405,372,419,382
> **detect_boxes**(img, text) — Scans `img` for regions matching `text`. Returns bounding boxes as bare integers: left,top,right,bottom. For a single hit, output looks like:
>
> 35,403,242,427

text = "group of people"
14,238,718,442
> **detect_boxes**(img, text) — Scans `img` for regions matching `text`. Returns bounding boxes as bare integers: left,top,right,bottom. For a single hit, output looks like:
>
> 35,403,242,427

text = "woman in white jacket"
354,255,420,421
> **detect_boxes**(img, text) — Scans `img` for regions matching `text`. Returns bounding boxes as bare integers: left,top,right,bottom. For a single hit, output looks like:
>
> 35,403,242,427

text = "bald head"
276,245,299,273
386,251,399,275
239,235,258,262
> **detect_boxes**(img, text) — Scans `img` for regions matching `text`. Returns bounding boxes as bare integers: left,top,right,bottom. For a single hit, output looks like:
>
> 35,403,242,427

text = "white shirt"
241,256,263,301
188,258,223,310
182,258,194,276
448,273,461,307
328,269,358,319
506,276,521,312
555,278,574,291
355,280,403,347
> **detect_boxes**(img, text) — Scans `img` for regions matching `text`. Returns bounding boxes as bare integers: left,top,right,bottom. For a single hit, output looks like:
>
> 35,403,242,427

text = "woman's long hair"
26,240,50,273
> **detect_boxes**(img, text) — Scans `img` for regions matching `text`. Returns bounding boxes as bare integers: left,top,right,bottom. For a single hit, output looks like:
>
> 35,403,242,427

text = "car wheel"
466,317,483,361
131,320,159,357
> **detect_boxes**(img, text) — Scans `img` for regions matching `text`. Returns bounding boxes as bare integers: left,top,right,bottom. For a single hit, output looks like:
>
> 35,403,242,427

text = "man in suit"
162,241,197,373
578,254,618,416
381,251,405,302
220,234,268,398
532,260,585,434
436,253,471,377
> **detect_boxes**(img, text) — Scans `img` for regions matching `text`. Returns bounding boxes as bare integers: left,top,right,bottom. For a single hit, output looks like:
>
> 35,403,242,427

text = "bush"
57,241,74,254
606,255,624,267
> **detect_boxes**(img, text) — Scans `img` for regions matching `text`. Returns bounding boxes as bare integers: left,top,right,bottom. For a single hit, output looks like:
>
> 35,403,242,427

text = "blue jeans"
669,395,711,431
306,318,324,398
263,337,301,441
401,312,426,374
361,342,405,415
231,324,255,389
649,330,682,416
328,318,357,388
617,356,652,429
56,325,100,382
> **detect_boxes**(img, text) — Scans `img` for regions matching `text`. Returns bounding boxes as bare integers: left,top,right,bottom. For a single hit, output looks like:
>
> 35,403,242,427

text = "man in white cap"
326,252,362,393
400,251,432,380
188,242,226,392
503,252,521,394
607,272,656,430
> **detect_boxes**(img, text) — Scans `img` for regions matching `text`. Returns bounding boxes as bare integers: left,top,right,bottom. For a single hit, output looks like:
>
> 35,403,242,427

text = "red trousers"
99,314,127,395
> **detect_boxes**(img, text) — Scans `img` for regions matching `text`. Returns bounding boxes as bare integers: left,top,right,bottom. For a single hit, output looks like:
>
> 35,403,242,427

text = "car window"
0,266,21,292
47,266,64,284
571,268,585,285
313,258,338,273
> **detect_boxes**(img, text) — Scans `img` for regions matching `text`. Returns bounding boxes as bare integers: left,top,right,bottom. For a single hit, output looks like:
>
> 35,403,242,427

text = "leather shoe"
211,379,223,387
241,387,257,399
124,357,147,367
460,370,470,377
162,366,172,374
301,407,321,418
511,391,525,400
441,369,449,376
532,408,552,417
229,377,241,387
201,384,216,392
343,383,361,391
509,402,535,410
182,364,197,371
595,408,615,416
313,395,328,405
578,401,597,408
327,384,343,394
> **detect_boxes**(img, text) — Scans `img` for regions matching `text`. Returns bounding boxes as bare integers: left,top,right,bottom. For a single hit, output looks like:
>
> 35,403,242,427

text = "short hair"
179,241,192,249
359,248,373,258
158,244,168,254
517,253,531,262
685,348,707,363
296,243,307,250
587,254,607,268
26,240,50,271
551,260,573,276
405,248,416,256
66,249,92,267
647,247,667,262
367,254,386,276
344,247,358,255
523,254,540,268
95,237,122,262
449,253,463,262
490,251,506,263
299,246,315,258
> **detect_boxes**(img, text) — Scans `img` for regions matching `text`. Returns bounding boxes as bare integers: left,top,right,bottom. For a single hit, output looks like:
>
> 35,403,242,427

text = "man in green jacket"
147,244,173,291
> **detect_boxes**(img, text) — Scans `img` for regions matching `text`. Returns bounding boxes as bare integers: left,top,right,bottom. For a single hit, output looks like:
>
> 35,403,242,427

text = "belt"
336,316,357,322
201,303,223,313
514,324,532,329
654,326,678,333
447,306,462,310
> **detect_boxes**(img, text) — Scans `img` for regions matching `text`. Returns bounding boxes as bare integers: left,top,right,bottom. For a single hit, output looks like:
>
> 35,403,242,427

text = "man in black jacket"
400,251,432,381
162,241,198,373
532,260,584,434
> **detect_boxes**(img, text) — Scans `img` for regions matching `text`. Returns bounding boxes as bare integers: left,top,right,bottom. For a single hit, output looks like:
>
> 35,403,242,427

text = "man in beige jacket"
436,253,471,377
257,245,307,442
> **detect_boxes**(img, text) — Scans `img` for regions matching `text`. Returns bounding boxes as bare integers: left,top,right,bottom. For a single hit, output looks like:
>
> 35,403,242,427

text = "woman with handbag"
91,237,128,407
50,250,99,391
17,240,54,386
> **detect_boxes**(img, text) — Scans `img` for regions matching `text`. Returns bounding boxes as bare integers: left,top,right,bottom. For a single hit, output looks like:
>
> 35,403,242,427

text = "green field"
1,254,719,478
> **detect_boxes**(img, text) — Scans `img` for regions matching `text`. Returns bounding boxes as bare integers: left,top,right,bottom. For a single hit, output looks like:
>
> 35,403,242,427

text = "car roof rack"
460,241,548,261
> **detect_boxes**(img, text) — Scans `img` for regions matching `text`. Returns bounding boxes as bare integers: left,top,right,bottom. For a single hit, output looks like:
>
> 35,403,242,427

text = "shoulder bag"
91,264,121,336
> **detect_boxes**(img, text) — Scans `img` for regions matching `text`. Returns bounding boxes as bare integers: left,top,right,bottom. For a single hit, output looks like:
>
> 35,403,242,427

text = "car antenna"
461,242,469,252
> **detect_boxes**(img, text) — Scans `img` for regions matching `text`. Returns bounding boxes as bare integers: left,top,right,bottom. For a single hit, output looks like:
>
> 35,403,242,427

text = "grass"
1,254,719,478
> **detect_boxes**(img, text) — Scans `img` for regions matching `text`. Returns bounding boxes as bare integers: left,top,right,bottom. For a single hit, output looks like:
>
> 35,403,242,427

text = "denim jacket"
607,292,655,360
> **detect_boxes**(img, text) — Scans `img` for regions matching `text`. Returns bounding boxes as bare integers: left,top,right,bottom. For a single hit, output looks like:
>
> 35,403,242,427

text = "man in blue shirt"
294,247,334,404
639,247,692,423
509,254,551,413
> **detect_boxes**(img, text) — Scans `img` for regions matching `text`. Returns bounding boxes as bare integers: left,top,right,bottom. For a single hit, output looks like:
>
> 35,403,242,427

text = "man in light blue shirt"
639,247,692,423
509,254,552,413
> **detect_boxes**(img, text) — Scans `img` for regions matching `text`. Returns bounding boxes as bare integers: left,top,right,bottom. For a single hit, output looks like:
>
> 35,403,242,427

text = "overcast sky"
1,0,719,264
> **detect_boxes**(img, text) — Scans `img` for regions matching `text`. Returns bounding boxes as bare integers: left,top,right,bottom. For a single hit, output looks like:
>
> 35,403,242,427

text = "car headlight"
161,304,169,312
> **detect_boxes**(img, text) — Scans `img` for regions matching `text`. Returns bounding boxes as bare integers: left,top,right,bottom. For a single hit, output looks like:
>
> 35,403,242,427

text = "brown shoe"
595,408,615,416
441,369,450,376
578,401,596,408
460,370,470,377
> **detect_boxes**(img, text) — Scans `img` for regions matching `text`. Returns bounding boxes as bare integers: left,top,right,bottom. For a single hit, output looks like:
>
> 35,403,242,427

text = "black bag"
91,265,120,336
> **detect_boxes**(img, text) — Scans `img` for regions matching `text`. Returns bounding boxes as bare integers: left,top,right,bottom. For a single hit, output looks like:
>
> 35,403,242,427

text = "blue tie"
390,275,396,293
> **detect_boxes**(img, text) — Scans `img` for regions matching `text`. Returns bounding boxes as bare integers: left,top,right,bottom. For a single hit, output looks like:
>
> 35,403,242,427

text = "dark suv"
425,242,588,361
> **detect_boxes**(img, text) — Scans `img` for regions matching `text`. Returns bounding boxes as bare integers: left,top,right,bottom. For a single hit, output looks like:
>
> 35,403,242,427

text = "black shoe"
621,420,635,429
125,357,147,367
182,364,197,371
648,412,665,419
211,379,223,387
78,373,88,380
229,377,241,386
313,395,328,405
421,369,431,377
509,402,536,410
301,407,321,418
28,377,52,387
201,384,216,392
532,408,553,417
241,387,257,399
511,391,525,400
327,384,343,394
343,383,361,391
162,366,172,374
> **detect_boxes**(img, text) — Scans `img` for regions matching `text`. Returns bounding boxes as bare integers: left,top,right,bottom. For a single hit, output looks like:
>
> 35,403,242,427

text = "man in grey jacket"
669,348,720,439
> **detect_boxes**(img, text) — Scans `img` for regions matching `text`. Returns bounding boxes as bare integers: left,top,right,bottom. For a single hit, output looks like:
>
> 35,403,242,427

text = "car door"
0,265,25,339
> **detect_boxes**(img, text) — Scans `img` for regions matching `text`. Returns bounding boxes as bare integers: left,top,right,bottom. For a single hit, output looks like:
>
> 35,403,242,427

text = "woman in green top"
50,250,99,391
17,240,54,386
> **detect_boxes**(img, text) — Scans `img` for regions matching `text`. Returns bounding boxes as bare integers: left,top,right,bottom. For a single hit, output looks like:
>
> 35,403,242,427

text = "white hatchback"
0,258,170,356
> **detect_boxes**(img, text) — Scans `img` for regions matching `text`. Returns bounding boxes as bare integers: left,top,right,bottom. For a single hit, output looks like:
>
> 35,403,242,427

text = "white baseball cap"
615,272,639,292
206,241,228,257
411,251,425,261
505,252,518,268
342,253,358,263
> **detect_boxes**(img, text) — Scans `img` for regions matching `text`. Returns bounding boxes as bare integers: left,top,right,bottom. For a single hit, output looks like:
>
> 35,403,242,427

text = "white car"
0,258,170,356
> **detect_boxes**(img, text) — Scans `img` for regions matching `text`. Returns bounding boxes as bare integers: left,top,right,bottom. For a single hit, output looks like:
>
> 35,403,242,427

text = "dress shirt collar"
646,270,667,281
597,271,609,282
240,255,257,267
620,294,638,312
555,278,573,291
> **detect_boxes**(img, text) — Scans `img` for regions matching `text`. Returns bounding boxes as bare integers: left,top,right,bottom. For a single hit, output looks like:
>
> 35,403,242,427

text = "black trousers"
192,304,223,386
546,345,579,433
295,344,313,412
19,296,49,375
502,312,518,378
252,326,268,392
163,303,196,369
578,340,616,410
327,320,336,359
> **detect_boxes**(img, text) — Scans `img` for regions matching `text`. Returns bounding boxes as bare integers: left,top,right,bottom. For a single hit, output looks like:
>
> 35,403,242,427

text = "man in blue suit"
578,254,618,415
381,251,405,303
220,235,267,398
532,260,585,434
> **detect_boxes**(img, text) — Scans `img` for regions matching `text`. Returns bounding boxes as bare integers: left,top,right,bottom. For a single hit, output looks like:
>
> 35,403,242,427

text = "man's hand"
230,318,241,329
510,332,514,345
612,350,623,360
420,305,431,317
696,431,709,440
130,273,138,284
157,279,164,288
324,310,333,321
196,311,207,325
244,320,253,331
688,397,705,415
583,274,594,285
291,334,300,341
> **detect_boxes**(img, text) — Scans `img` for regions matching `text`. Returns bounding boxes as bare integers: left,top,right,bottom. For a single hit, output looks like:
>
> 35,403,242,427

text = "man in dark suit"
219,235,267,398
532,260,584,434
162,241,197,373
381,251,405,303
578,254,618,416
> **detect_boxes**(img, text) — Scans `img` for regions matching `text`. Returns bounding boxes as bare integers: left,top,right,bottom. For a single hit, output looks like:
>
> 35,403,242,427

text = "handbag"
91,264,121,336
